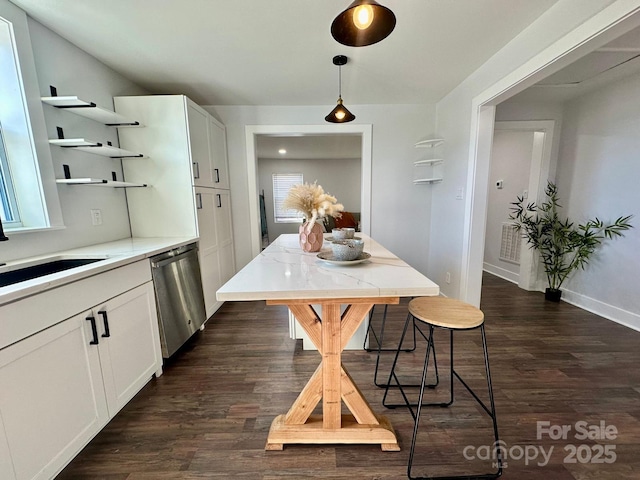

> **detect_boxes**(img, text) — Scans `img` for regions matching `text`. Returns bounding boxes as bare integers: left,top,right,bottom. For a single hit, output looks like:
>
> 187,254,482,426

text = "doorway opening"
461,7,640,306
245,124,372,258
483,120,554,292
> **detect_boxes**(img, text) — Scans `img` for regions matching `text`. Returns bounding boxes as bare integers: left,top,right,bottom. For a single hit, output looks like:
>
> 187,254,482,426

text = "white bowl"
332,227,355,240
331,239,364,261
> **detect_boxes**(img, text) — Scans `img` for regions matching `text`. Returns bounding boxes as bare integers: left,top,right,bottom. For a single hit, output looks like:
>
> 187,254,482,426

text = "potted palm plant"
510,182,633,302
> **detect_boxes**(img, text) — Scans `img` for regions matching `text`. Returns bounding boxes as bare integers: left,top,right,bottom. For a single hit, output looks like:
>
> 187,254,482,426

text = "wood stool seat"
408,296,484,330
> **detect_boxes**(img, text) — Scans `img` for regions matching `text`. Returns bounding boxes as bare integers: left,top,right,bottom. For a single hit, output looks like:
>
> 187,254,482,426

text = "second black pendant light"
325,55,355,123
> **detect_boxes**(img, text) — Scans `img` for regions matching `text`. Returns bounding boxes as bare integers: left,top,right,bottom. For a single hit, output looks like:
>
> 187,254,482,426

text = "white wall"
484,130,534,281
429,0,631,301
257,157,361,241
207,104,435,273
1,13,148,263
553,71,640,328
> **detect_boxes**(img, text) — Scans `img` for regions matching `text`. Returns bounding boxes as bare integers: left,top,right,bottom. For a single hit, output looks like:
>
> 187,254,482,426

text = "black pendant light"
331,0,396,47
325,55,355,123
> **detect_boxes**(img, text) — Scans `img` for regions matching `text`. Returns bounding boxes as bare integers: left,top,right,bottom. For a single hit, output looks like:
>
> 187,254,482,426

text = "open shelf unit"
413,137,444,185
41,95,141,127
56,178,147,188
44,88,149,188
49,138,144,158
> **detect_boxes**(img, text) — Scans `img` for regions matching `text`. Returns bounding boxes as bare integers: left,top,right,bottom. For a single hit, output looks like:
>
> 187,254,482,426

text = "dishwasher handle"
151,247,198,269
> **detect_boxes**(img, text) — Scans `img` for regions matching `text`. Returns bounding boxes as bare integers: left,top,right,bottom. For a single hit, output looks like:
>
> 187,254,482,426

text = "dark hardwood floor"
58,273,640,479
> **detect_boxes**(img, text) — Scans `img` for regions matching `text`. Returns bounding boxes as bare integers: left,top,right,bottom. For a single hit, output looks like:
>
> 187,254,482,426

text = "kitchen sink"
0,258,106,288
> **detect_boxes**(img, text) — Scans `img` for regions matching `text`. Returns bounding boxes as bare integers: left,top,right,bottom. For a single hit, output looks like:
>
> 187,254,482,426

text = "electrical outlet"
456,187,464,200
90,209,102,226
445,272,451,284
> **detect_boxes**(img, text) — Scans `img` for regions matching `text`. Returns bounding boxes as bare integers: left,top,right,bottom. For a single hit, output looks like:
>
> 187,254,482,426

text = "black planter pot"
545,288,562,302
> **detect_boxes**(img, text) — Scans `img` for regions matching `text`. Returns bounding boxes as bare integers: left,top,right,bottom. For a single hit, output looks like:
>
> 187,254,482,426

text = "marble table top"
217,233,439,301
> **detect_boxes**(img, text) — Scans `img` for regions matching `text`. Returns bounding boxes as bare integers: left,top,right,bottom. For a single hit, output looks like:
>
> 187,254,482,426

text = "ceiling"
507,25,640,103
9,0,560,106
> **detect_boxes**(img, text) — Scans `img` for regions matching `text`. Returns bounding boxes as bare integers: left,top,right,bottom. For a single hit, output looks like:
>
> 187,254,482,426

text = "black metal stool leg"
407,324,502,480
365,303,438,388
382,319,440,408
366,305,417,353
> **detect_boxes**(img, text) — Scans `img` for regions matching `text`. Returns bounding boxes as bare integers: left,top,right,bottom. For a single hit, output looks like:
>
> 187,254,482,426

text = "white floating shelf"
41,96,142,127
56,178,147,188
49,138,144,158
414,159,444,166
415,138,444,148
413,178,443,185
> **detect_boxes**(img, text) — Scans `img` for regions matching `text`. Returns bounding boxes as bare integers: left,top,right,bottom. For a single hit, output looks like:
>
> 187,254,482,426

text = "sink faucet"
0,216,8,266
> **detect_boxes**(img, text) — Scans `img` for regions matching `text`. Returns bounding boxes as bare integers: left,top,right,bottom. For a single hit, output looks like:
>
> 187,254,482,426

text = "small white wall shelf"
415,138,444,148
41,95,141,127
56,178,147,188
413,158,443,166
413,178,443,185
49,138,144,158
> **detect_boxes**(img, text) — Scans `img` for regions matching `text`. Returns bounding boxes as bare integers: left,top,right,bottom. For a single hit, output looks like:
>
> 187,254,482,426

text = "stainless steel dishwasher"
150,243,206,358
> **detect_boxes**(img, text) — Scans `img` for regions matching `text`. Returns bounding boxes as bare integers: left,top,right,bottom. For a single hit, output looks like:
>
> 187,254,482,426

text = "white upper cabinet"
187,101,215,187
209,117,230,189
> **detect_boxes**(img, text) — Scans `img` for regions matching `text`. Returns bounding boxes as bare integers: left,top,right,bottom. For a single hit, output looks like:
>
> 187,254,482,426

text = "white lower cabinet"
0,311,108,480
0,281,161,480
196,187,235,319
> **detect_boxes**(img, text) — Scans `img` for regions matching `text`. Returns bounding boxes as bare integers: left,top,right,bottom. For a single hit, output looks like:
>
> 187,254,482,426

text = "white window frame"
0,3,63,234
272,173,304,223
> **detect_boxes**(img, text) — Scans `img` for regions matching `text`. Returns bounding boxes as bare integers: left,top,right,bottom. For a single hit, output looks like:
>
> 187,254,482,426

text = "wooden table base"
265,297,400,451
266,414,400,451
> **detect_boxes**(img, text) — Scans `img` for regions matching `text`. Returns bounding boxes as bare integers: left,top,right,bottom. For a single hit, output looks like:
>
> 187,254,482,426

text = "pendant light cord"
338,64,342,98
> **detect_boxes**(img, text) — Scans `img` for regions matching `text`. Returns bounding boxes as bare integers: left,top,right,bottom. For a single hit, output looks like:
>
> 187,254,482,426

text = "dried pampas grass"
282,182,344,232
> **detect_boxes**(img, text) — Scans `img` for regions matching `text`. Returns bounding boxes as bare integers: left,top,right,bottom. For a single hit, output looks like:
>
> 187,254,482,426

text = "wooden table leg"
265,297,401,451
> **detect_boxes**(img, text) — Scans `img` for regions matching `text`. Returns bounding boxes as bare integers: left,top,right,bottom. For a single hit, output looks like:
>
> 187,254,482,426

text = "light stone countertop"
217,233,439,301
0,236,197,306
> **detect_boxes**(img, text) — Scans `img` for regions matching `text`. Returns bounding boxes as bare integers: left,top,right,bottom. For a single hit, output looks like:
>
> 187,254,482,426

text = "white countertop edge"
0,236,198,306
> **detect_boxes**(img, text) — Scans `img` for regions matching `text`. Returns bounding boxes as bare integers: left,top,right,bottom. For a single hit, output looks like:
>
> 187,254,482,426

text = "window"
273,173,304,223
0,7,63,233
0,125,20,225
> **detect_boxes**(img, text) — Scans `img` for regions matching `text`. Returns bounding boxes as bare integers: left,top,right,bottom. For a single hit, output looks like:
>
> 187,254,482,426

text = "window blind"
273,173,304,223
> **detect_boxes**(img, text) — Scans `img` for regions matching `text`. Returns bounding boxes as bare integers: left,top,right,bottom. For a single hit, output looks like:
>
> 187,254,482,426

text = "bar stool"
383,297,502,480
364,304,439,389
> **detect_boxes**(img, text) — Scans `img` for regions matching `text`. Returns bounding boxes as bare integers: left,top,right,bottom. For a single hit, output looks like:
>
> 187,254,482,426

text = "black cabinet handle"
86,316,99,345
98,310,110,338
216,194,221,208
196,193,203,209
193,161,200,179
214,168,220,183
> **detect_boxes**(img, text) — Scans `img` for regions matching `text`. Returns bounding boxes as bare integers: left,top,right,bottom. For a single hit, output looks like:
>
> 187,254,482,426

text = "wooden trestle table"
216,233,439,451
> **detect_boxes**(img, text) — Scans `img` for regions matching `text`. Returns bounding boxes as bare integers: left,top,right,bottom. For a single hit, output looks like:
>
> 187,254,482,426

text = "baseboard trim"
483,263,519,284
560,288,640,332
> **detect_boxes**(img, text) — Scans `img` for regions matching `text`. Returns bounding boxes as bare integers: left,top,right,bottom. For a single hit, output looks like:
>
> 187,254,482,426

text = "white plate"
326,236,362,242
317,252,371,265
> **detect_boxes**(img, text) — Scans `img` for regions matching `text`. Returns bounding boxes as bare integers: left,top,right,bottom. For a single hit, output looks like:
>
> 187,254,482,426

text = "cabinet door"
209,117,229,189
213,189,233,247
195,188,222,318
95,282,162,417
187,101,214,187
0,313,108,480
218,242,236,287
